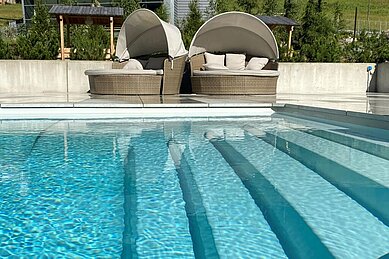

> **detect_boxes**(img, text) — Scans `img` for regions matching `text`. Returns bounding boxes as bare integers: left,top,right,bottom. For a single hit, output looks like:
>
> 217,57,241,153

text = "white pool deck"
0,93,388,120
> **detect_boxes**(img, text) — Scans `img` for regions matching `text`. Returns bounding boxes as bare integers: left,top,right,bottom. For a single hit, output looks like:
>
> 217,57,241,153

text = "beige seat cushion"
203,63,229,71
192,69,279,77
85,69,163,76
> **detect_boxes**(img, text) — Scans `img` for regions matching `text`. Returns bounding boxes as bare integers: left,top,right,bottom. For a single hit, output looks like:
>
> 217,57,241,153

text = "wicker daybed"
85,9,187,95
188,12,280,95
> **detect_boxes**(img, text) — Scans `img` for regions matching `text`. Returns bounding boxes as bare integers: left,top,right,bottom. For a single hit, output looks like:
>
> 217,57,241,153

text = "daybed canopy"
188,12,279,60
116,8,187,61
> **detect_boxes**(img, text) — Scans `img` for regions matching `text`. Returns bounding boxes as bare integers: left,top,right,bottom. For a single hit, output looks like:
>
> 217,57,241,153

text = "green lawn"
326,0,389,30
0,3,23,27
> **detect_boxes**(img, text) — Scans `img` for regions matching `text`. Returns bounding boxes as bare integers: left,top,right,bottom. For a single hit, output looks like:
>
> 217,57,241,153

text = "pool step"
174,133,287,258
129,130,195,258
122,147,139,258
206,131,334,259
168,140,219,259
228,129,389,259
271,114,389,161
253,127,389,227
305,129,389,160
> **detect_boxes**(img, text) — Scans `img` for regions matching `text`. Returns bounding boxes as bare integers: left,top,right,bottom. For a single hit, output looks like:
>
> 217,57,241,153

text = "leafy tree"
284,0,298,19
262,0,278,15
114,0,140,18
155,4,169,22
16,0,59,59
180,0,204,48
70,25,110,60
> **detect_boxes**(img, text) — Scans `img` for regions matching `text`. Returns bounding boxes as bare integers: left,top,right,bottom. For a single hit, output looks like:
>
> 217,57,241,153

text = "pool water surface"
0,114,388,258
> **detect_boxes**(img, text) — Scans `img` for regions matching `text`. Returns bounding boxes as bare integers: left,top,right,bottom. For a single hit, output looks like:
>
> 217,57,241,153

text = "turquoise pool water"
0,114,388,258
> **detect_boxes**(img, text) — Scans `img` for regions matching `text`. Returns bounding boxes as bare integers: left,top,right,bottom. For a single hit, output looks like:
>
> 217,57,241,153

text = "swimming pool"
0,113,388,258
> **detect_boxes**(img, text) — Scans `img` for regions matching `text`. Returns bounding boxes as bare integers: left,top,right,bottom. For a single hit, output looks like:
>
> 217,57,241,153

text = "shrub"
343,31,389,63
0,33,9,59
70,25,109,60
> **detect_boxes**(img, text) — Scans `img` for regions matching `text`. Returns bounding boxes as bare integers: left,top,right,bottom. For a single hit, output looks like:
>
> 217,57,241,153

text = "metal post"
353,7,358,43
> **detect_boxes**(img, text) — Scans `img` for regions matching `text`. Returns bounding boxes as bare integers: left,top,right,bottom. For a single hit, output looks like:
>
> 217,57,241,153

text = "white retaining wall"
0,60,111,94
0,60,379,94
277,63,376,94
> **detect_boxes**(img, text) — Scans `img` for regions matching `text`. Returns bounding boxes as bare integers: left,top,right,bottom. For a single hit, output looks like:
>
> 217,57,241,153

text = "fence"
344,19,389,32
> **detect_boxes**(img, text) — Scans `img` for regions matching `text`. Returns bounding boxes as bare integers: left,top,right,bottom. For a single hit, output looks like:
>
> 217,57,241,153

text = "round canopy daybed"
188,12,280,95
86,9,187,95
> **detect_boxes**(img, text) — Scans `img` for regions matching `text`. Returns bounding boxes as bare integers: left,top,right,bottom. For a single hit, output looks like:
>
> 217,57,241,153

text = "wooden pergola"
49,5,124,60
257,15,299,57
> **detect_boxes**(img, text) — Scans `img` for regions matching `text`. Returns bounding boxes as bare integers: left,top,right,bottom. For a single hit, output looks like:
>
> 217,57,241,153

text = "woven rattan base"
89,74,162,95
191,75,278,95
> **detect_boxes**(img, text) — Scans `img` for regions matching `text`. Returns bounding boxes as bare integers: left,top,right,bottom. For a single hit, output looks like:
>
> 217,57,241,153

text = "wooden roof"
257,15,299,27
49,5,124,26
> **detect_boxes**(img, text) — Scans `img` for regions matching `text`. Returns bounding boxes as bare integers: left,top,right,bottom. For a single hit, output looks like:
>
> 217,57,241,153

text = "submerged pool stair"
306,129,389,161
122,147,139,258
118,122,389,259
168,134,287,258
205,131,335,259
168,139,219,259
223,128,389,258
125,130,194,258
254,127,389,227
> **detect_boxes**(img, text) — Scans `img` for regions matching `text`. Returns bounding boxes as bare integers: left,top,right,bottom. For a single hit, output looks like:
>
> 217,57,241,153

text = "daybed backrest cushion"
226,54,246,70
203,63,229,71
204,52,225,67
146,57,166,70
246,57,269,71
123,59,144,70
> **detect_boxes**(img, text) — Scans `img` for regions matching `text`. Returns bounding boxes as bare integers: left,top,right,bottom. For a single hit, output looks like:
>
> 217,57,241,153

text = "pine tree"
284,0,297,19
205,0,217,19
297,0,341,62
155,4,169,22
237,0,258,14
262,0,278,15
16,0,59,59
181,0,204,48
215,0,241,13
